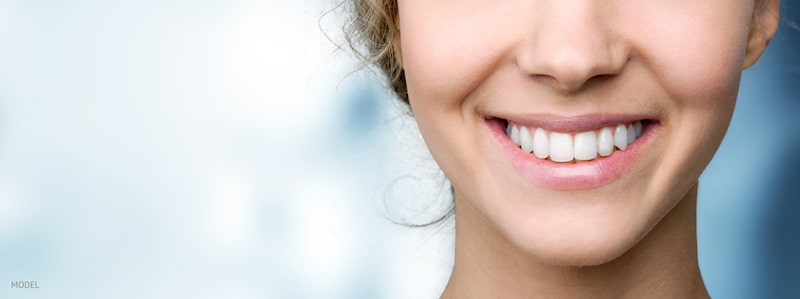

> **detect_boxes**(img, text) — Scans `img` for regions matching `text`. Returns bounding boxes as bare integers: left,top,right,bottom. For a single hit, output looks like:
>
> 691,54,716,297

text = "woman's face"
397,0,773,264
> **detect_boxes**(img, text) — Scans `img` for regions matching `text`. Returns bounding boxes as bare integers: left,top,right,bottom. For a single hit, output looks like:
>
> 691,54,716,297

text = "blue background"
699,2,800,298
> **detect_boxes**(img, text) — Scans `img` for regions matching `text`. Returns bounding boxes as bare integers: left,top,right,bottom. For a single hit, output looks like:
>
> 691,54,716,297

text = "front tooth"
532,127,549,159
520,126,534,153
614,124,628,150
549,132,574,162
573,131,598,161
633,121,643,137
511,125,521,146
598,127,614,157
627,124,636,144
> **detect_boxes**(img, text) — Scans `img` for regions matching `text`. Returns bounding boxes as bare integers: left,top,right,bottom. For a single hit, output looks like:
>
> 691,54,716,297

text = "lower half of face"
399,0,753,264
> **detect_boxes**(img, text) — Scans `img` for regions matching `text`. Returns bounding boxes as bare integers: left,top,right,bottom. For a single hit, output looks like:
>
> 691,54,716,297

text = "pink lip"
485,116,659,190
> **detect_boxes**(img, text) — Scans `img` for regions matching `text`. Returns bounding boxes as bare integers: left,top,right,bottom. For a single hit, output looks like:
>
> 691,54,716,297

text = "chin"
457,178,679,268
525,230,645,267
507,215,649,267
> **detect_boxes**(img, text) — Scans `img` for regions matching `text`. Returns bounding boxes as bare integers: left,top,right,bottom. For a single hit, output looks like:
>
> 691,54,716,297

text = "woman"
347,0,781,297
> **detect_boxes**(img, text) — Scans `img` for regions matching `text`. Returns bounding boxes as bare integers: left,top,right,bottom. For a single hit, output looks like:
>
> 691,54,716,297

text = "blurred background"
0,1,796,298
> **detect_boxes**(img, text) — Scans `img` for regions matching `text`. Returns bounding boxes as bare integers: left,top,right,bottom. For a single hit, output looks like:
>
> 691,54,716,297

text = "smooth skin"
394,0,781,298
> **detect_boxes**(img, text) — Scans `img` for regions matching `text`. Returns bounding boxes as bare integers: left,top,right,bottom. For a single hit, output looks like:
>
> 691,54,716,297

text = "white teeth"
505,121,646,163
549,132,574,162
532,127,549,159
573,131,598,161
626,124,635,144
520,126,534,153
614,124,628,151
511,125,521,146
598,127,614,157
633,121,643,137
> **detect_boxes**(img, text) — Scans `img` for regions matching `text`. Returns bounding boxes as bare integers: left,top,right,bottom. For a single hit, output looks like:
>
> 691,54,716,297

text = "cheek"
397,4,520,191
627,5,752,199
399,2,522,110
629,5,750,111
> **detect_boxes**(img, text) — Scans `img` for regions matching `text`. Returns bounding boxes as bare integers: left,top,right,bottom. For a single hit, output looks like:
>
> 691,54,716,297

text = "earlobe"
743,0,781,69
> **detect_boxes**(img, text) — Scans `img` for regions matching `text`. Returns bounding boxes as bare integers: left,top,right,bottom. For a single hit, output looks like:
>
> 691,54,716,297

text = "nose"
516,1,628,92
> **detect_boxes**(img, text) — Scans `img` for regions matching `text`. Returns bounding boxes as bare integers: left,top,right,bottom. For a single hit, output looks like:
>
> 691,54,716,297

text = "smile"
505,121,644,163
485,115,660,190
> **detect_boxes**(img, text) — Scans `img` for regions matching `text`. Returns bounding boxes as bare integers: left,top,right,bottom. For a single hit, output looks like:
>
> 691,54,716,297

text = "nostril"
521,56,625,92
527,62,625,93
516,29,630,93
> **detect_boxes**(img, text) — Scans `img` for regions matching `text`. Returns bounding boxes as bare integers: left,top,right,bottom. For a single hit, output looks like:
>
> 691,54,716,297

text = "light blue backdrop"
699,3,800,298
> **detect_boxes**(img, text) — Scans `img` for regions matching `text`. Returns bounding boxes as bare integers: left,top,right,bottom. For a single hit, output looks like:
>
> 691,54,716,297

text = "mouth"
485,115,661,190
505,120,650,163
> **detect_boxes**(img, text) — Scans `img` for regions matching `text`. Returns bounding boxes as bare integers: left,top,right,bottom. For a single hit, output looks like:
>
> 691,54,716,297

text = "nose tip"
516,4,627,93
526,45,627,91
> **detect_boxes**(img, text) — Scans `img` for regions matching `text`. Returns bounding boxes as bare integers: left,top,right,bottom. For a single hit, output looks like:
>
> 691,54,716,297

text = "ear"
743,0,781,69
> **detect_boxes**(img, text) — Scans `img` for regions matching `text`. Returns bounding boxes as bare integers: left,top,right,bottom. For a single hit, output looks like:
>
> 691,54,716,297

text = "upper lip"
492,113,657,133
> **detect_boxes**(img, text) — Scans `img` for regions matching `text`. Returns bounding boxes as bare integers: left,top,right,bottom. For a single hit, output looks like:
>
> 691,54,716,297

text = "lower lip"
485,118,658,190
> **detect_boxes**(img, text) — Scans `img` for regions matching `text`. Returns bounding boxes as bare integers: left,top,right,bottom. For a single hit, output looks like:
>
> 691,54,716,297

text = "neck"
441,184,708,299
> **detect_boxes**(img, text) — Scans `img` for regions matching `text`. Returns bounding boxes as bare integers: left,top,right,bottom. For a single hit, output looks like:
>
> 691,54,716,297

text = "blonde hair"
344,0,407,103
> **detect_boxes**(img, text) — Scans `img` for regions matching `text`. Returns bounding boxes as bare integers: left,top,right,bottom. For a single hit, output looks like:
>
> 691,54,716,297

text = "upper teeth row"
506,121,643,162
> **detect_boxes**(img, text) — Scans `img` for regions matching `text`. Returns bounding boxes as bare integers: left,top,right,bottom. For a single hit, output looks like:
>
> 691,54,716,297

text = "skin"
393,0,781,298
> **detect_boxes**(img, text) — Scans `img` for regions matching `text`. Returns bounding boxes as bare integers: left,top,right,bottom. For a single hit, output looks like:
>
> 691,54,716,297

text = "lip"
485,115,660,190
